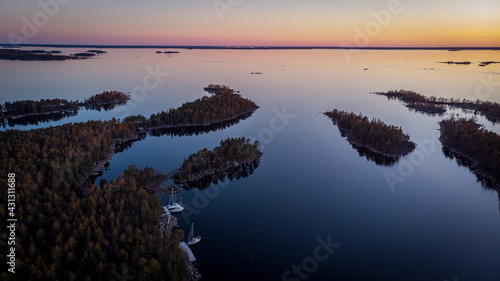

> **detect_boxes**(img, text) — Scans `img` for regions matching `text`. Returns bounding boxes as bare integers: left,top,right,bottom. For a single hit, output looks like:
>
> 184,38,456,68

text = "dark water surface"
2,48,500,281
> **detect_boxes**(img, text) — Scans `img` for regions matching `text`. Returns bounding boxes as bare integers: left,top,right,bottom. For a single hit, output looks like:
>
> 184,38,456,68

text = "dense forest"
439,118,500,186
324,109,416,157
146,85,258,128
373,89,500,122
0,98,79,117
0,91,129,122
82,91,130,110
174,137,262,183
0,120,188,280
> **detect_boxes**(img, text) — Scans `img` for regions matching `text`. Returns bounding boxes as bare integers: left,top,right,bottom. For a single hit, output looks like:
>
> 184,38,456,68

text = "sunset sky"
1,0,499,47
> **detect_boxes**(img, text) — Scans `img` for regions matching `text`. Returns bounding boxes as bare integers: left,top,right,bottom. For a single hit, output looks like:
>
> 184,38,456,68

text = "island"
439,118,500,188
72,52,96,57
324,109,416,157
87,49,107,54
438,61,471,65
479,61,500,67
173,137,263,184
0,91,130,126
155,50,180,54
372,89,500,122
0,48,92,61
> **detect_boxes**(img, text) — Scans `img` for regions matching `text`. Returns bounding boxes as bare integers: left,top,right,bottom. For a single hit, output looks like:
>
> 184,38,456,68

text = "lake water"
2,48,500,281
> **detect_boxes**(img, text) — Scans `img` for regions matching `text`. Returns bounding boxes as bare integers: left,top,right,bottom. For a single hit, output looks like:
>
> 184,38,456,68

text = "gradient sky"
0,0,499,47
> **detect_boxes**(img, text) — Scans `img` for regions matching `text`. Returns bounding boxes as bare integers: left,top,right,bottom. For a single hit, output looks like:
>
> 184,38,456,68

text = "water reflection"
1,110,78,127
180,159,261,190
147,111,255,138
338,130,400,167
442,146,500,193
1,101,127,128
351,143,399,166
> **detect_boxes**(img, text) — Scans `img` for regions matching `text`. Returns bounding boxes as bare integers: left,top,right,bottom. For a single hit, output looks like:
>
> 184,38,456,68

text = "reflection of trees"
350,143,399,166
1,110,78,127
82,100,127,111
148,111,254,137
181,159,260,190
442,146,499,191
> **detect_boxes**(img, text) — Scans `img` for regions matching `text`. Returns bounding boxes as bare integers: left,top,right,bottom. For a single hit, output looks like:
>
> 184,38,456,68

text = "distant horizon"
2,43,500,50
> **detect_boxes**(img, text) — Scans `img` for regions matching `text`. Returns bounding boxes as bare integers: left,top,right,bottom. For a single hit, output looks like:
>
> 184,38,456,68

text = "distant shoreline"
2,44,500,50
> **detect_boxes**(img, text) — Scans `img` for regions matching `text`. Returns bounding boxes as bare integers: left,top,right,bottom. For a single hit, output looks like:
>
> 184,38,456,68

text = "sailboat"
167,188,184,213
187,223,201,246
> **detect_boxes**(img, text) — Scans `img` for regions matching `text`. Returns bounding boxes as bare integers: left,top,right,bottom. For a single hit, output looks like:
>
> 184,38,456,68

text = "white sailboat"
167,188,184,213
187,223,201,246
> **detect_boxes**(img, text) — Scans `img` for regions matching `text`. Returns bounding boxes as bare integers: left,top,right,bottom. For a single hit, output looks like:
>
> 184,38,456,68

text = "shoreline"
438,125,499,189
143,107,258,132
1,100,128,121
173,153,263,184
336,126,415,158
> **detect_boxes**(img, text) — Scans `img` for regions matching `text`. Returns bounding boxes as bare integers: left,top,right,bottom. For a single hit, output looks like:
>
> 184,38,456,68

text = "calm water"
2,48,500,281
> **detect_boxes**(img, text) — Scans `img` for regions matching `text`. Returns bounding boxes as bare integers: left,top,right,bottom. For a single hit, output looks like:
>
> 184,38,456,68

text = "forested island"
372,89,500,122
439,118,500,188
173,137,262,184
479,61,500,67
0,49,92,61
324,109,416,157
0,91,129,126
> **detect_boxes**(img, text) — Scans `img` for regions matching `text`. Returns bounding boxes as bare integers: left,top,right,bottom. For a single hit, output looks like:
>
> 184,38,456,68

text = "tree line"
324,109,415,156
373,89,500,122
439,117,500,185
145,85,258,128
174,137,262,183
0,91,129,120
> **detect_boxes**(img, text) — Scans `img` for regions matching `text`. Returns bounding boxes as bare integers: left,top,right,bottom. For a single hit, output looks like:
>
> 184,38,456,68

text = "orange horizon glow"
1,1,499,48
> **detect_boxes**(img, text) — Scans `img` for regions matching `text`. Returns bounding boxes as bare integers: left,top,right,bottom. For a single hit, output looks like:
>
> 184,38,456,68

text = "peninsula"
0,91,129,122
126,84,259,131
